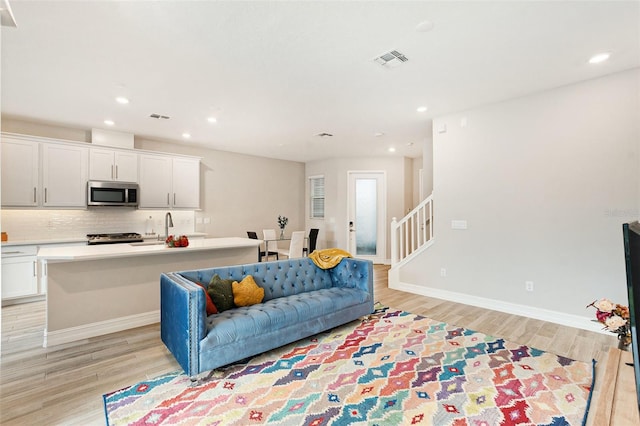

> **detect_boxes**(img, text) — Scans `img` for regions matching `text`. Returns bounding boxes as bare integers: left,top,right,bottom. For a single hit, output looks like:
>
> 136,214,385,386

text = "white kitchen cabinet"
42,143,89,207
1,245,38,300
172,157,200,209
1,137,40,206
139,153,200,209
89,148,138,182
139,154,173,207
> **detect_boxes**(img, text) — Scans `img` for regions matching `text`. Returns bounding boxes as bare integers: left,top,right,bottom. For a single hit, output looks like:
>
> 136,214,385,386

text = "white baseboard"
390,281,607,335
44,310,160,347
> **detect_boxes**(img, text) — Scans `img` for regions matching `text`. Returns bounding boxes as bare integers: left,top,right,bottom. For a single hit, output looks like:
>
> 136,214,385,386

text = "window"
309,176,325,219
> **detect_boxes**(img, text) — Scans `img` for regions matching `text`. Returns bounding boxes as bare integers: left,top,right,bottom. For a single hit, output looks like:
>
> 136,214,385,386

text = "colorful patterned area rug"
104,306,595,425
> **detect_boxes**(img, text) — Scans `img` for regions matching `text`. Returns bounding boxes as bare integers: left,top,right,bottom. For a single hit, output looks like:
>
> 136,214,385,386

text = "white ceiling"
1,1,639,163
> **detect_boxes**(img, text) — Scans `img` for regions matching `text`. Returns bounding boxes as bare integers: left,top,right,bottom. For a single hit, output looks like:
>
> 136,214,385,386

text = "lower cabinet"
1,245,38,301
1,242,86,304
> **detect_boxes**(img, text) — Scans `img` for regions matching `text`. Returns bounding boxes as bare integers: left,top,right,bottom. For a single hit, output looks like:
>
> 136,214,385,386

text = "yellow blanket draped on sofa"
309,248,353,269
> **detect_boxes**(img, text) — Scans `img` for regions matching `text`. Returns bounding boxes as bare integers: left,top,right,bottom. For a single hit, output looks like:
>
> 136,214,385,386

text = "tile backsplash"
0,209,196,242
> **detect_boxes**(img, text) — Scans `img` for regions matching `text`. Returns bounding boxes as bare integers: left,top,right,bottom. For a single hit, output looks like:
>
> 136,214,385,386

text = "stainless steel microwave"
87,181,138,207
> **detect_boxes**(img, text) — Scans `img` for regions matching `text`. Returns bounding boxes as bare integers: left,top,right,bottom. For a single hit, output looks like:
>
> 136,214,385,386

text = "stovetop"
87,232,144,245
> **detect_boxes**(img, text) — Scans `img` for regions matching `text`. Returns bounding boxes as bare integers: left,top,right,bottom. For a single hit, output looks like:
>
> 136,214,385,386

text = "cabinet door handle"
33,187,37,203
3,251,23,255
173,193,176,205
33,261,37,277
44,188,48,203
111,165,114,180
167,193,170,206
115,165,118,179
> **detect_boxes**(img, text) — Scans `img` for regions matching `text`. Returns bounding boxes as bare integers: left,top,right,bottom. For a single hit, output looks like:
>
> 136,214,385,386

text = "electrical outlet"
525,281,534,292
440,268,447,277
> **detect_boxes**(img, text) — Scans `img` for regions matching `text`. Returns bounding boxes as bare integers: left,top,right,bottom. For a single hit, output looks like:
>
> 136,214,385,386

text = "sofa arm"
160,272,206,377
330,258,374,299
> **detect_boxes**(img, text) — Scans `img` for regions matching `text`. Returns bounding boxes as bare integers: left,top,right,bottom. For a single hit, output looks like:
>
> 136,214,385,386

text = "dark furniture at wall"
302,228,319,256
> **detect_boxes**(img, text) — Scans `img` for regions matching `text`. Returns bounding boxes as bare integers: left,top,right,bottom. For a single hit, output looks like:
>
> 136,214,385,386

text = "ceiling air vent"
149,113,170,119
315,132,333,138
373,50,408,68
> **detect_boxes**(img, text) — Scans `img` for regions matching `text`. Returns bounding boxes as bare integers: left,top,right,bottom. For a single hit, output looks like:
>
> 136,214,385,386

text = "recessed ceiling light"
207,117,217,124
104,119,114,126
415,20,434,32
407,142,414,146
115,97,129,104
182,133,191,139
417,106,428,113
388,147,396,153
588,52,610,64
374,132,385,137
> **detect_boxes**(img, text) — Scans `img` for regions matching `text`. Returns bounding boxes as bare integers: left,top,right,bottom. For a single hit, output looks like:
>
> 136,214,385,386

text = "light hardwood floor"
0,264,631,425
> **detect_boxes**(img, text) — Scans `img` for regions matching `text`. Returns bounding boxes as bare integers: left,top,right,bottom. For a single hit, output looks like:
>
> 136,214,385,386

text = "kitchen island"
37,237,261,347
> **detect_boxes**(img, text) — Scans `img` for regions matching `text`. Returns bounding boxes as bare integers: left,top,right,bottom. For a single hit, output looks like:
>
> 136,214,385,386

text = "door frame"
346,170,387,264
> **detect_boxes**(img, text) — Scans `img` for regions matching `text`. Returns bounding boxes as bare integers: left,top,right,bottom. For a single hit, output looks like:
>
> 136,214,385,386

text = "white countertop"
37,237,260,261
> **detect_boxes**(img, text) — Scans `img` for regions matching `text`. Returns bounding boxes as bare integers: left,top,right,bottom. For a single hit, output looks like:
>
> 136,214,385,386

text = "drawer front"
1,245,38,257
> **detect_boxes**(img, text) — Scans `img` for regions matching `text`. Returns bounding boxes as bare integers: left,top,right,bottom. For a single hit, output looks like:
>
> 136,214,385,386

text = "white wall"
400,68,640,317
305,156,410,259
412,156,423,205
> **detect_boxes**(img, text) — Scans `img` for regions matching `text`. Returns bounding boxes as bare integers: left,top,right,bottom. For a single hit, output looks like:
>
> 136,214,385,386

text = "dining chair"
302,228,319,256
277,231,305,259
262,229,279,261
247,231,276,262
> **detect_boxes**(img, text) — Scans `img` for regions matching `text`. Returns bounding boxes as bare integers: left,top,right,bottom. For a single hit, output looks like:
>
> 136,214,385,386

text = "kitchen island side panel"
44,246,256,346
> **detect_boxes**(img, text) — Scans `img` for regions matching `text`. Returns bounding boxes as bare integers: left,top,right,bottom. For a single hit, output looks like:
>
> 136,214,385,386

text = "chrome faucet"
164,212,174,240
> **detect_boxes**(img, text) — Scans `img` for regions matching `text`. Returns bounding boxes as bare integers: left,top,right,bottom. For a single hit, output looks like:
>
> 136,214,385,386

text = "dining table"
261,235,308,261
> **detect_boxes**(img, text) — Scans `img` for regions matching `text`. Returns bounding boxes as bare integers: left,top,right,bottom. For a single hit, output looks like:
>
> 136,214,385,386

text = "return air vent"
373,50,408,68
149,113,170,119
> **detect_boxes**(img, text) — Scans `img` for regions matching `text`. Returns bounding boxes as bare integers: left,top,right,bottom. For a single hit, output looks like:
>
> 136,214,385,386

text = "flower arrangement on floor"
277,215,288,238
587,298,632,348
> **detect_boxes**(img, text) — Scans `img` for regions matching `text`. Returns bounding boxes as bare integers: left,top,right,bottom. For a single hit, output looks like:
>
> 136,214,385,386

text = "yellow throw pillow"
232,275,265,307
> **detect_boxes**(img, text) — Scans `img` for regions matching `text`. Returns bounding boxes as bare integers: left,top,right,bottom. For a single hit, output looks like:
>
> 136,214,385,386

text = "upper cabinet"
89,148,138,182
138,154,173,208
41,143,89,207
1,133,200,210
172,157,200,209
1,136,88,208
1,137,39,206
139,154,200,209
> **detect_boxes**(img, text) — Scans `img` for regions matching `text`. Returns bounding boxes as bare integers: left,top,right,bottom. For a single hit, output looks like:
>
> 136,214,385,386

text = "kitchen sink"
129,241,165,246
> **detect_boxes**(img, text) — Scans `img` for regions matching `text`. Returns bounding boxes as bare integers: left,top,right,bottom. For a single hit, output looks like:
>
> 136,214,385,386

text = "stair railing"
391,195,433,266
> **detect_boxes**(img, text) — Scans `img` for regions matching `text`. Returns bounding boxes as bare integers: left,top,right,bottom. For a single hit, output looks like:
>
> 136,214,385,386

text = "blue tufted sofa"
160,257,374,377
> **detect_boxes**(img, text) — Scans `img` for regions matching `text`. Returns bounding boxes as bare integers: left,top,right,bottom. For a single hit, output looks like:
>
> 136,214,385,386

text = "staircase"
390,195,433,267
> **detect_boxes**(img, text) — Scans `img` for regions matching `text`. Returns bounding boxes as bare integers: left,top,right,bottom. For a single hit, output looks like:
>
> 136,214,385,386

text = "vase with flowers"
277,215,288,239
587,298,632,350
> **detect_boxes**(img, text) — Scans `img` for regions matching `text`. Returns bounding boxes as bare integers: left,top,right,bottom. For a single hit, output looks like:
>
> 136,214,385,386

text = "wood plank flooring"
0,264,631,425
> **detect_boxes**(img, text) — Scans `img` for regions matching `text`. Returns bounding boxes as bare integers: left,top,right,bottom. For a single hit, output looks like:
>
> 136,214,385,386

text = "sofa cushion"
201,287,370,347
232,275,264,307
208,274,235,312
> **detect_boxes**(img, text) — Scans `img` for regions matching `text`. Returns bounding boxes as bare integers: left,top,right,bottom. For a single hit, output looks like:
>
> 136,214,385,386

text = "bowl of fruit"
165,235,189,248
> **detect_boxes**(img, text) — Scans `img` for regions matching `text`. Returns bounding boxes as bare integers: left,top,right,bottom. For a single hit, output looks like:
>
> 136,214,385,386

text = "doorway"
347,171,386,263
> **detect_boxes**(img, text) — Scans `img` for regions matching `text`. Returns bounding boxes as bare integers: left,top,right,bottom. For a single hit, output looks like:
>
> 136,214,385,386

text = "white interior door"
347,171,386,263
